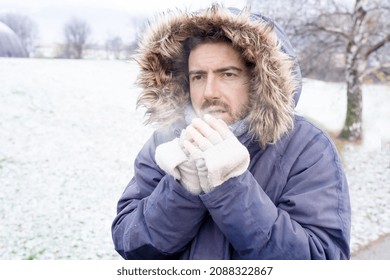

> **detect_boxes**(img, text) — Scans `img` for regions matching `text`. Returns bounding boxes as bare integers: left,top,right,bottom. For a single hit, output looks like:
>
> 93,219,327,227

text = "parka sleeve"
111,132,207,259
199,124,351,260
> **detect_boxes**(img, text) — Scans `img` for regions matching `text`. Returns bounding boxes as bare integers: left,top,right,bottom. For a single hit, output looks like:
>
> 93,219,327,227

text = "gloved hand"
183,114,250,192
155,137,202,195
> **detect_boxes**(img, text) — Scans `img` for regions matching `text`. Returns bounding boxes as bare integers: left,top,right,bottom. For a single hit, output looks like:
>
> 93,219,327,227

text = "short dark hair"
183,29,233,53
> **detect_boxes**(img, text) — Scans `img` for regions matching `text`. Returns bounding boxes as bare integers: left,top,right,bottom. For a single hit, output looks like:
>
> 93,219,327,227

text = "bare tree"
0,13,38,57
249,0,346,80
63,17,91,59
250,0,390,141
309,0,389,141
105,35,123,59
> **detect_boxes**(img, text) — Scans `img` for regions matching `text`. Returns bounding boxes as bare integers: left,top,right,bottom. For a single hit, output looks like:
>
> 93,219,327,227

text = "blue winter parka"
111,5,351,260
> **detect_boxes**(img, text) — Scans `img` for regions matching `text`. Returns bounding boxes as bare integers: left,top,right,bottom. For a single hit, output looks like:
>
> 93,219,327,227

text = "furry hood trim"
135,4,301,147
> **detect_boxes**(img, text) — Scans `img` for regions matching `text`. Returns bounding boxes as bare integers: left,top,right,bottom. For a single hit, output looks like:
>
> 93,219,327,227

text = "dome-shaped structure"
0,21,27,57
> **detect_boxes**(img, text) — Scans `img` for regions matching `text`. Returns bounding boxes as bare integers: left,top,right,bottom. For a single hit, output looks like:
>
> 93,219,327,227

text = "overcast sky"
0,0,248,45
0,0,248,16
0,0,355,45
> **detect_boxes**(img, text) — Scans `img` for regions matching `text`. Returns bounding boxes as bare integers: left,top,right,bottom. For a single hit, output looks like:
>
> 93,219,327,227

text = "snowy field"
0,58,389,259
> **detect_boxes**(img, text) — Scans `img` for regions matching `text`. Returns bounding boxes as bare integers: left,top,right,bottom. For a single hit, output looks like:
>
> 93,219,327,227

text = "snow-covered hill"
0,58,389,259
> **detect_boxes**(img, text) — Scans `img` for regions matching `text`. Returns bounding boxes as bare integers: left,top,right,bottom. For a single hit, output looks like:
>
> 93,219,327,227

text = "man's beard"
200,99,249,124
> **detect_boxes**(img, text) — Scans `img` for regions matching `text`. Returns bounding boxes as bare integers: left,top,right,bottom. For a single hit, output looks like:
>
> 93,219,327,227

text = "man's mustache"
200,100,232,114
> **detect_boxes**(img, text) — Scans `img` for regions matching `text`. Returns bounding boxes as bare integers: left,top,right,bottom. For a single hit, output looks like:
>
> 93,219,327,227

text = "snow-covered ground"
0,58,389,259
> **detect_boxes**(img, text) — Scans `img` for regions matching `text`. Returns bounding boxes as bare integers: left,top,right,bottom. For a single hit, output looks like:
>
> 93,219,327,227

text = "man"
111,5,351,259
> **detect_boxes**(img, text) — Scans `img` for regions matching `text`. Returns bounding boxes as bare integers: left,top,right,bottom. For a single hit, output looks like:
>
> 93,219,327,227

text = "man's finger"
186,126,212,151
191,118,223,145
183,140,203,160
203,114,232,139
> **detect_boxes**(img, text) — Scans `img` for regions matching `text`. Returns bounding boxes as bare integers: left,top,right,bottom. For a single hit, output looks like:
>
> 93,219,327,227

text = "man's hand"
182,114,250,192
155,137,202,195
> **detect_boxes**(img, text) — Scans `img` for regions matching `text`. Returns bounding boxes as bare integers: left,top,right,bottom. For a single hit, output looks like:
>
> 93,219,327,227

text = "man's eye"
191,75,203,81
223,72,235,78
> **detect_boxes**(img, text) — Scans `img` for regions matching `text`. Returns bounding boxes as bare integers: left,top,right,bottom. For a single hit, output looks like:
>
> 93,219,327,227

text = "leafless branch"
364,34,390,59
306,22,350,39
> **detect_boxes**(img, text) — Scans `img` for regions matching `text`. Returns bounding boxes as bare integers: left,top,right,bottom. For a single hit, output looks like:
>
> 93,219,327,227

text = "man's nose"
203,75,220,99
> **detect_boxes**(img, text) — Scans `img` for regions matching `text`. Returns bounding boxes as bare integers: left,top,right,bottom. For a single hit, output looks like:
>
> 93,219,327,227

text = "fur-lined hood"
135,4,301,147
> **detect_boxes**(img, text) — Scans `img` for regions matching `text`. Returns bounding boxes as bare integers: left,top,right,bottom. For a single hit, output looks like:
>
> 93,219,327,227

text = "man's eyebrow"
188,66,243,76
214,66,243,73
188,70,206,76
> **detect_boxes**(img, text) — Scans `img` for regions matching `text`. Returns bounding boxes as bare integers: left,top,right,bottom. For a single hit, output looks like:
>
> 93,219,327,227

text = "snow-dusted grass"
0,58,389,259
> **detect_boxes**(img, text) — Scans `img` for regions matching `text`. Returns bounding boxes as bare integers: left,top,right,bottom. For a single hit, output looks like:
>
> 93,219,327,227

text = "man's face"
188,42,250,124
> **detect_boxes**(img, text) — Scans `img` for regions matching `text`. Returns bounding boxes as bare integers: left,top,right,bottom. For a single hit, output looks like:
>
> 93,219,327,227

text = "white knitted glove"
183,114,250,192
155,137,202,195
